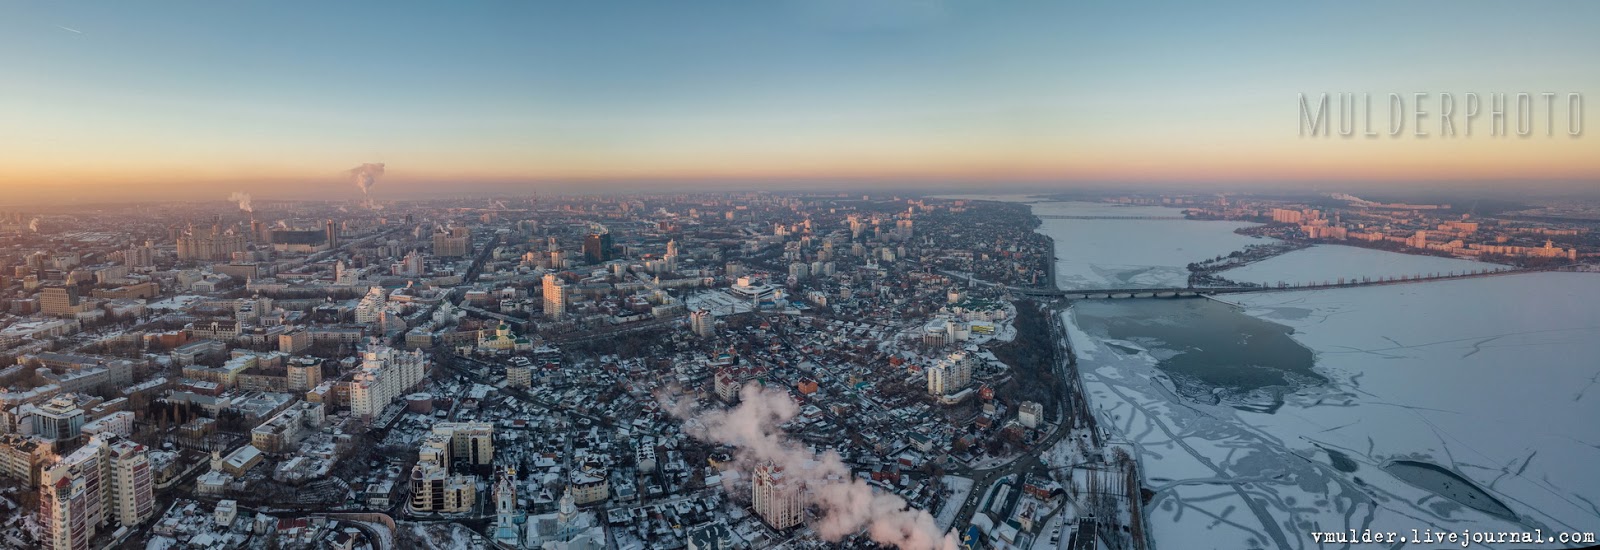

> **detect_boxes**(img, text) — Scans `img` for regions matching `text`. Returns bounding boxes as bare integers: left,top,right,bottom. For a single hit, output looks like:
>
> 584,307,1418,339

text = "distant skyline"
2,1,1597,202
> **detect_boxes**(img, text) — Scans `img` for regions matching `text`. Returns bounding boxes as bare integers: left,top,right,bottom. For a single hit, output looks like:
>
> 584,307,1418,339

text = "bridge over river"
1034,214,1187,220
1010,264,1577,299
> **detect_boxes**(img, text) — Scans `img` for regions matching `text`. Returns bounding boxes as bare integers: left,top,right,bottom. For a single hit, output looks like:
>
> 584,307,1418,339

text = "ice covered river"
972,197,1600,549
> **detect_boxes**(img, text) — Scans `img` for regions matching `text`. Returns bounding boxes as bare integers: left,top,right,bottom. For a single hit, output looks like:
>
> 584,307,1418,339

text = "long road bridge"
1034,215,1186,220
1009,264,1577,299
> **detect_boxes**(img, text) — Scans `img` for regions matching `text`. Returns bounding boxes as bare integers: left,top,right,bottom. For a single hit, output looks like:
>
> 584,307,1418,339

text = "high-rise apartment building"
325,220,340,249
350,345,428,421
39,449,102,550
542,273,567,320
355,286,388,324
432,422,494,466
106,439,154,527
662,239,679,272
397,250,425,277
752,462,804,530
433,227,471,258
123,243,154,268
39,434,153,550
690,309,715,338
927,351,974,397
176,227,246,261
408,433,476,514
506,357,532,388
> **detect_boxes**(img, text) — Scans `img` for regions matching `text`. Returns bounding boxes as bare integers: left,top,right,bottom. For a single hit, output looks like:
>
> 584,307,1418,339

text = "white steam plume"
660,383,957,550
29,218,40,232
228,192,253,213
348,163,385,195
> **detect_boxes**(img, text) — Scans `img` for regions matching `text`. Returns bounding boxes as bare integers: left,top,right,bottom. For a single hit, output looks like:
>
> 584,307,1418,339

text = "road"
544,317,678,346
944,302,1081,530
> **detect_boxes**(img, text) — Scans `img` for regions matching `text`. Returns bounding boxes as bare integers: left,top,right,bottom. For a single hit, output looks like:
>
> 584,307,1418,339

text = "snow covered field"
935,476,976,531
1033,202,1264,290
1219,244,1506,287
685,290,755,316
1067,272,1600,549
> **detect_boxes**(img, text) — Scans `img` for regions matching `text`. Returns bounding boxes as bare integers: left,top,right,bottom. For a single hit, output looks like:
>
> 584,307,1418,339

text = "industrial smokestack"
228,192,253,213
660,384,958,550
348,163,386,196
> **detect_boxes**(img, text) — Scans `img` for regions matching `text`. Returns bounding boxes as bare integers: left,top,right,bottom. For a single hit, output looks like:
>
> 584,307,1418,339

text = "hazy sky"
2,1,1597,200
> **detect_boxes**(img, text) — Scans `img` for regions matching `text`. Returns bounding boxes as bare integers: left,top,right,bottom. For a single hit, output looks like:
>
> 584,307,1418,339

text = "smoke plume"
348,163,385,195
228,192,253,213
661,383,957,550
29,218,40,232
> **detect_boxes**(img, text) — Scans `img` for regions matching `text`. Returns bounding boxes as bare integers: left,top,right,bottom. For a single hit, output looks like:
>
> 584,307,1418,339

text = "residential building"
1018,401,1044,429
286,358,323,392
107,439,155,527
40,286,83,317
433,227,471,258
505,357,531,388
355,286,388,324
752,462,803,530
0,434,52,484
432,422,494,465
569,464,609,505
408,434,476,514
690,309,715,338
349,345,428,421
39,434,154,550
251,402,327,454
927,351,974,397
542,273,566,320
80,411,135,438
279,328,311,353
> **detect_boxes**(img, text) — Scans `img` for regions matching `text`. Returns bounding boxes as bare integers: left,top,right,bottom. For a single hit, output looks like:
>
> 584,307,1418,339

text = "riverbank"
1013,198,1152,550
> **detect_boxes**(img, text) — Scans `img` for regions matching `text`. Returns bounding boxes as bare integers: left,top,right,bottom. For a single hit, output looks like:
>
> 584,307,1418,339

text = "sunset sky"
2,1,1597,201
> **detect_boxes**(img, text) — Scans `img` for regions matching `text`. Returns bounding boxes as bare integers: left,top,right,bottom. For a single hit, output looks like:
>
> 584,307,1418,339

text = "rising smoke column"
228,192,253,213
348,163,386,197
661,384,958,550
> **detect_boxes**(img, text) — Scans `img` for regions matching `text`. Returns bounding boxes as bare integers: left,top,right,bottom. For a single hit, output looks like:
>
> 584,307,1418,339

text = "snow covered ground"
966,451,1029,472
1033,202,1265,290
1067,272,1600,549
401,521,473,550
1219,244,1506,287
936,476,977,531
685,290,755,316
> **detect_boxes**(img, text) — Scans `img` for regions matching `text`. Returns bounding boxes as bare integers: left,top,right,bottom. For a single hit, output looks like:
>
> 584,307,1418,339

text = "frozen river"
957,196,1600,549
1068,274,1600,549
935,196,1268,289
1034,201,1262,290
